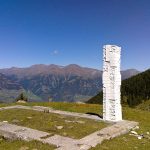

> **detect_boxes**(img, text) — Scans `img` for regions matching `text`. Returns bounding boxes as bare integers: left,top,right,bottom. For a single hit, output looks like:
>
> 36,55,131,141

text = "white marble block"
103,45,122,122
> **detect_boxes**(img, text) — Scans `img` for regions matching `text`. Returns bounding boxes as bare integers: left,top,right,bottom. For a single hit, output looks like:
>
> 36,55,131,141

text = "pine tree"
16,93,28,102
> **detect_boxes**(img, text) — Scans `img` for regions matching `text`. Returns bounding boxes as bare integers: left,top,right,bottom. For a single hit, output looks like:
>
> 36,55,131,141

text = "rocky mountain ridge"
0,64,140,102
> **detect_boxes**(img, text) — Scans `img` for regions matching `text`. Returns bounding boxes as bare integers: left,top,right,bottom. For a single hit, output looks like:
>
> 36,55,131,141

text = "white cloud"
51,50,59,55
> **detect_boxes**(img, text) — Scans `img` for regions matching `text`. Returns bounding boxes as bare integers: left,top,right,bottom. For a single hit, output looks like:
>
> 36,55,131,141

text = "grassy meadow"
0,102,149,150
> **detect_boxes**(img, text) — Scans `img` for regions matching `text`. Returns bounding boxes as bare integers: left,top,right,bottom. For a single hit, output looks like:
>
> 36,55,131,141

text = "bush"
16,93,28,102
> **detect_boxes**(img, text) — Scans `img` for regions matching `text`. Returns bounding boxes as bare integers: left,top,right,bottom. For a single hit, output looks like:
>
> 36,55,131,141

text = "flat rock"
130,131,138,135
56,126,64,130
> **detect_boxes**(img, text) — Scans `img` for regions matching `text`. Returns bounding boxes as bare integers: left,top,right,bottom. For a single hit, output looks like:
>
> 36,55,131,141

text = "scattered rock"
138,136,142,140
27,117,32,119
130,130,150,140
56,126,64,130
2,121,8,123
130,131,138,135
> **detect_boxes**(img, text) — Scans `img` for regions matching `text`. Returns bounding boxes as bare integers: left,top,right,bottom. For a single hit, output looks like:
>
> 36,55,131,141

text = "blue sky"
0,0,149,71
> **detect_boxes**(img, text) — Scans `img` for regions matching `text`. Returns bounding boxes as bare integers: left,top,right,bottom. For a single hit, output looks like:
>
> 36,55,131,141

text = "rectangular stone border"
0,105,138,150
0,105,103,121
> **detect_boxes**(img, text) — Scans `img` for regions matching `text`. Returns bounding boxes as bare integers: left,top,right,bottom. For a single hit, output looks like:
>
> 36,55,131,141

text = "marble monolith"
103,45,122,121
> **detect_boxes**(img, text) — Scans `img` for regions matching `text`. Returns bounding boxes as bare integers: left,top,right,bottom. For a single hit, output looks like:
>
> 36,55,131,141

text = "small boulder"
137,136,142,140
56,126,64,130
27,117,32,119
2,121,8,123
130,131,138,135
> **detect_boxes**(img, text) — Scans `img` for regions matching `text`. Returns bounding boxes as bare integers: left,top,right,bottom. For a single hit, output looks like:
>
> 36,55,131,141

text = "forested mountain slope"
87,69,150,107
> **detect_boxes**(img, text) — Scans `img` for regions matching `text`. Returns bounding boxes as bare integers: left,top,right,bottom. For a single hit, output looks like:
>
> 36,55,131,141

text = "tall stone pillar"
103,45,122,122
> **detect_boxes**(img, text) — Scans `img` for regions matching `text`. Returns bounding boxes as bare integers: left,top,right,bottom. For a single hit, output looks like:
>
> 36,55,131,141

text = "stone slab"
0,122,49,141
0,120,138,150
78,120,139,148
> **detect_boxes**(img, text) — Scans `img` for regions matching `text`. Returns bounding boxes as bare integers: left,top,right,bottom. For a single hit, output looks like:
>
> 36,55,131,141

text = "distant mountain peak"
65,64,81,68
30,64,47,68
0,64,140,79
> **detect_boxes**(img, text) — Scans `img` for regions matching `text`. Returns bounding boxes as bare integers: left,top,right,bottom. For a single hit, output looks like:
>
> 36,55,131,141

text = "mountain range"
0,64,140,102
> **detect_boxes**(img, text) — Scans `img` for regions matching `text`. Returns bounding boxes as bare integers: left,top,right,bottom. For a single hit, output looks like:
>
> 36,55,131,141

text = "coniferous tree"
16,93,28,102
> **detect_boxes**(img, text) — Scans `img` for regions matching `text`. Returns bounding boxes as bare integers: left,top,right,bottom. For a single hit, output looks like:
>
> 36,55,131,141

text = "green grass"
19,102,103,114
0,102,102,115
0,137,55,150
0,108,107,139
0,102,149,150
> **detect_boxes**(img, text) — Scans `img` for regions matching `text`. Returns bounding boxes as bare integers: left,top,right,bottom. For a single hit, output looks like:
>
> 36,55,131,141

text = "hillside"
87,69,150,107
0,73,41,102
0,73,22,90
121,69,150,106
0,64,140,102
0,73,23,102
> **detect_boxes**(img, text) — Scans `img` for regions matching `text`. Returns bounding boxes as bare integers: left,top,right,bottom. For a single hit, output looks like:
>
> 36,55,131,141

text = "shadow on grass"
85,112,103,119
